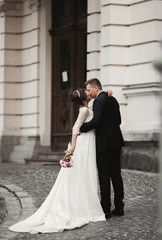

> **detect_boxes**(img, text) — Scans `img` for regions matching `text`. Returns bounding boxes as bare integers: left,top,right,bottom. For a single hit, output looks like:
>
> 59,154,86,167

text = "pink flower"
60,153,73,168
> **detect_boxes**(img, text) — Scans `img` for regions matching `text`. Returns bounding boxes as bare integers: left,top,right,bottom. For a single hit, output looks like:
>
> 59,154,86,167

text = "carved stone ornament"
28,0,41,12
0,2,22,13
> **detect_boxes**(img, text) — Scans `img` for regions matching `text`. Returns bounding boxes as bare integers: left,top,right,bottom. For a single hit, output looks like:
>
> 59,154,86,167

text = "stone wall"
0,0,41,162
121,132,159,172
87,0,162,172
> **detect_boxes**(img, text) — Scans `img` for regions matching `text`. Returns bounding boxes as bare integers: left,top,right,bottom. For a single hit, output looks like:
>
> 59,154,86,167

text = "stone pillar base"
121,132,159,173
0,135,51,163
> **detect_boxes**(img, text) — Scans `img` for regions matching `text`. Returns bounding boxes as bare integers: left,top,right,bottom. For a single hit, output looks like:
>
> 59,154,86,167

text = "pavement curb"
0,191,7,224
0,182,36,239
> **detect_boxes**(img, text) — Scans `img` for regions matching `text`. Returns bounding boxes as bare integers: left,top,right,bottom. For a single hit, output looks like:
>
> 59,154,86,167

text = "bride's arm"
65,107,89,155
65,134,78,155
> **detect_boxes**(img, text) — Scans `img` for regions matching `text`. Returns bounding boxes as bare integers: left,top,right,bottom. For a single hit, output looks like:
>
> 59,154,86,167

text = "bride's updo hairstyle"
70,88,86,106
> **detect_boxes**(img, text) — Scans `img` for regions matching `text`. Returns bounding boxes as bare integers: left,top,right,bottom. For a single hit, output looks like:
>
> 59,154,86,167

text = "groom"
80,78,125,219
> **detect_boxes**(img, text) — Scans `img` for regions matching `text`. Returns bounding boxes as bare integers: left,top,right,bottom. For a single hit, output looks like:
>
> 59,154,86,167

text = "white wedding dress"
9,106,105,234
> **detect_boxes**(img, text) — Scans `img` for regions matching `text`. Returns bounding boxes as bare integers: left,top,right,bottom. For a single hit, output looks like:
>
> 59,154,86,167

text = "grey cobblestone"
0,165,160,240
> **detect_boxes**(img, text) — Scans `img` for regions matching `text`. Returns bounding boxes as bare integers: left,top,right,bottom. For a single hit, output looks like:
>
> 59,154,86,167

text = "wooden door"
51,0,87,151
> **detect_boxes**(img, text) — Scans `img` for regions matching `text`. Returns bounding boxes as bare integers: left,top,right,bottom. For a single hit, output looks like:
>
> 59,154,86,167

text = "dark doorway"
51,0,87,151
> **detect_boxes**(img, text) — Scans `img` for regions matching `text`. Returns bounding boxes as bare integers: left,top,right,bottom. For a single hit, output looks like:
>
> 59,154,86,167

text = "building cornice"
123,83,161,97
0,1,22,13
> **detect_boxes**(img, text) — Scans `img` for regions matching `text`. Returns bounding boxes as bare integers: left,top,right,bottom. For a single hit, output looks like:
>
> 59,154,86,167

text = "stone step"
38,152,64,160
24,158,61,166
24,151,65,166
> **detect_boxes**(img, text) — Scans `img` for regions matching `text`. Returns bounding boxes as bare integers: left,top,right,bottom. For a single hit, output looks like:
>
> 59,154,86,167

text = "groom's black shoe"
111,208,124,216
105,211,111,219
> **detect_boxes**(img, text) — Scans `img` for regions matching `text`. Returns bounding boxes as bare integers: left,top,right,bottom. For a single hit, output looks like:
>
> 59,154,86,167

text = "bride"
9,88,106,234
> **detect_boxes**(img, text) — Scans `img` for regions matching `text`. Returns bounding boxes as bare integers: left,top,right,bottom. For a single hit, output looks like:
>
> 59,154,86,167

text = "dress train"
9,130,105,234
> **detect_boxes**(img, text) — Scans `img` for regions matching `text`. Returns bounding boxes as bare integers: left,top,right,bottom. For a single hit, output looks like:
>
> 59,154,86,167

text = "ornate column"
154,42,162,240
28,0,41,12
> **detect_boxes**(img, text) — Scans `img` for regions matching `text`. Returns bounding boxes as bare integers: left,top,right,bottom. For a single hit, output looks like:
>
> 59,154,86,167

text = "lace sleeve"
72,107,89,134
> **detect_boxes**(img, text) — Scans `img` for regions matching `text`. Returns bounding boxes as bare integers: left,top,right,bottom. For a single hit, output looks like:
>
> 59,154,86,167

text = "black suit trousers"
96,147,124,212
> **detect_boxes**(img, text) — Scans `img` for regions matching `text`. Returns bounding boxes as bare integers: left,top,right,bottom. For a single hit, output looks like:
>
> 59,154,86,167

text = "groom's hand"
106,89,113,97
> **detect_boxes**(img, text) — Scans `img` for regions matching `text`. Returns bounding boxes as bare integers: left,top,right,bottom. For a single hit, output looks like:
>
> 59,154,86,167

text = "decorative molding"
87,69,100,72
102,41,160,49
0,112,39,116
123,83,161,97
122,131,159,142
20,126,39,129
0,79,40,84
102,19,162,28
102,61,152,67
1,44,40,52
87,31,100,34
28,0,41,12
1,27,40,35
0,96,39,101
0,61,40,68
1,13,31,18
88,12,100,16
103,83,126,87
102,0,152,7
0,2,22,13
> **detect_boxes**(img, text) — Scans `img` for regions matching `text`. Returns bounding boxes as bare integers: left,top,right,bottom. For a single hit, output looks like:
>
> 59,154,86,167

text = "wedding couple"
9,78,125,234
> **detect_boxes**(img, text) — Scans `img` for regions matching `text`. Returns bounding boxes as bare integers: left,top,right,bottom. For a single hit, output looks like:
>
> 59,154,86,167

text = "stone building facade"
0,0,162,171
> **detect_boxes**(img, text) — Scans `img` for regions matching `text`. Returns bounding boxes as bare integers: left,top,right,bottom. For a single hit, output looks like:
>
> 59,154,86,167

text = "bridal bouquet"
60,154,74,168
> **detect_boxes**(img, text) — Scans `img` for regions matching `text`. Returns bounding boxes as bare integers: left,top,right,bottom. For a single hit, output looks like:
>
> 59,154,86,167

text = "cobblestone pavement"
0,164,160,240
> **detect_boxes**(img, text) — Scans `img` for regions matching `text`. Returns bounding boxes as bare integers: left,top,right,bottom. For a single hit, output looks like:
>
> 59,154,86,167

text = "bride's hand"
65,146,75,156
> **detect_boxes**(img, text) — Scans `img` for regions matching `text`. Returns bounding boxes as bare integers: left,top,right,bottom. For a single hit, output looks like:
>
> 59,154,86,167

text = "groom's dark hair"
85,78,102,90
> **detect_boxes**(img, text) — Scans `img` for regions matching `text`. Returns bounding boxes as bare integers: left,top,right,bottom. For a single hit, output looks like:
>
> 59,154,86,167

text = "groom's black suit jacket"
80,92,125,152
